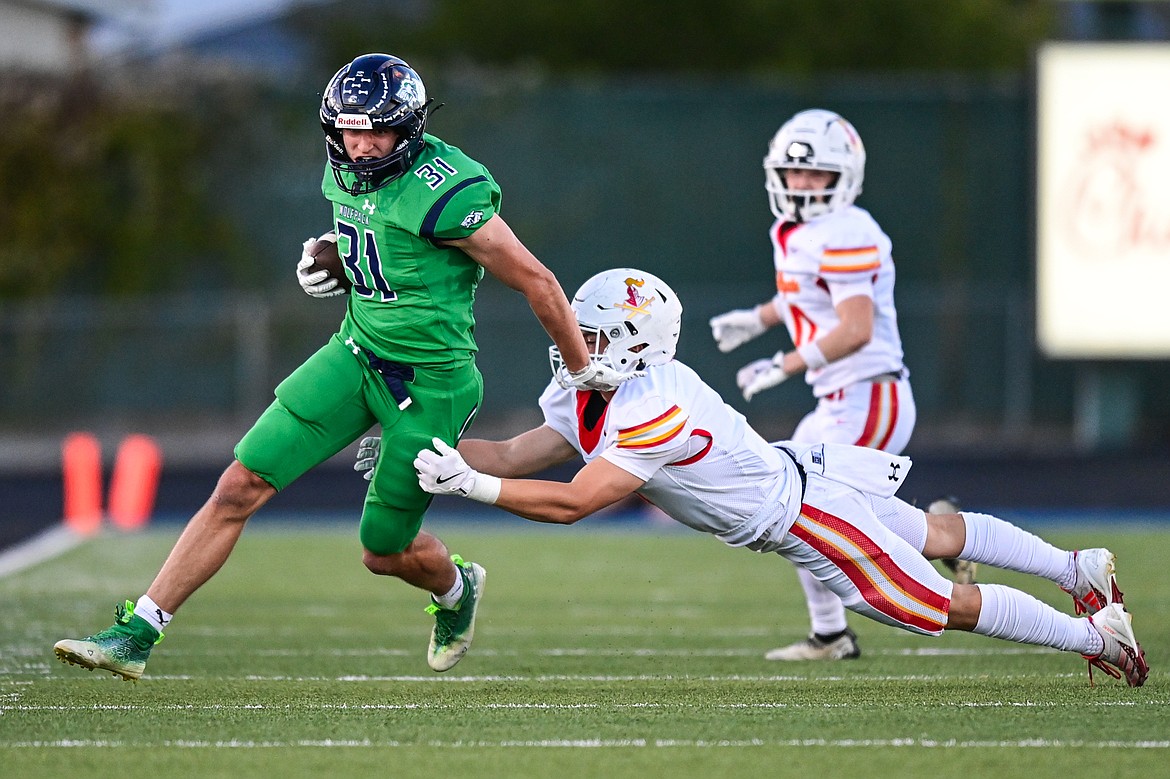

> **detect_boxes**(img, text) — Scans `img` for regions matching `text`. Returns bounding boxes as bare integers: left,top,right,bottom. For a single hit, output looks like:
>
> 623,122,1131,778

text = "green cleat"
53,600,162,682
426,555,486,672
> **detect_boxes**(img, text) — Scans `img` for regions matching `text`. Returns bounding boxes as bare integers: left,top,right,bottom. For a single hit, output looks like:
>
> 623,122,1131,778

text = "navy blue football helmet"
319,53,431,195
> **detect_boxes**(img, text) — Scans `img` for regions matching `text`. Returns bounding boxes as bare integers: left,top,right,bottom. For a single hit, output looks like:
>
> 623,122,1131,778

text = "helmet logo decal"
393,70,425,109
834,118,860,147
617,277,656,318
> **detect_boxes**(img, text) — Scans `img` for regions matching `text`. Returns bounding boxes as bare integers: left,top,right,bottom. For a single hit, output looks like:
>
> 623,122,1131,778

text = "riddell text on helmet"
335,114,374,130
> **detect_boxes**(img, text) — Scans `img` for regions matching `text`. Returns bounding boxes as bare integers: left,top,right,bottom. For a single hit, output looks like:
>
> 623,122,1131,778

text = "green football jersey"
322,134,501,367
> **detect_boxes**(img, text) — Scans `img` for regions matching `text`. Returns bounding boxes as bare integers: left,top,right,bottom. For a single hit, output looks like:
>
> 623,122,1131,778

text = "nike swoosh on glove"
414,438,501,504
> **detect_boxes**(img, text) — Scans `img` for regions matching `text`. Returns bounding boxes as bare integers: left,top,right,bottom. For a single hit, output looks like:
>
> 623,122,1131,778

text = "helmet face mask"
764,109,865,222
320,53,431,195
550,268,683,388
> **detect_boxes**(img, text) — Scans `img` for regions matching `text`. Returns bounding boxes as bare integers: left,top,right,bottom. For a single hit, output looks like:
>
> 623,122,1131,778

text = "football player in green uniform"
53,53,634,680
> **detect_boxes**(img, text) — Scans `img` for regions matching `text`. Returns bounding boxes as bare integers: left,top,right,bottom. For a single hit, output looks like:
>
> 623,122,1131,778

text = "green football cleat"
53,600,162,682
426,555,486,672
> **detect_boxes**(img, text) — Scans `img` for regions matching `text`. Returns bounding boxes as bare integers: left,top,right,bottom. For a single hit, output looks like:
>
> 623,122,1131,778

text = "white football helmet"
550,268,682,387
764,108,866,222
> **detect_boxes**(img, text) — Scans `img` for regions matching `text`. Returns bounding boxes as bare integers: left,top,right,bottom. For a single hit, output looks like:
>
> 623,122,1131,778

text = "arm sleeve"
825,277,876,307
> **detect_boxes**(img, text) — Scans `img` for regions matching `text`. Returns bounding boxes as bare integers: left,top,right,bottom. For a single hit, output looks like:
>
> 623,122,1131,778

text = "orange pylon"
108,434,162,530
62,432,102,535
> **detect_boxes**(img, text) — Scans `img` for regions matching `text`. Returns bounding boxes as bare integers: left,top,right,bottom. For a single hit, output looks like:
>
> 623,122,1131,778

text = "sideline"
0,524,85,578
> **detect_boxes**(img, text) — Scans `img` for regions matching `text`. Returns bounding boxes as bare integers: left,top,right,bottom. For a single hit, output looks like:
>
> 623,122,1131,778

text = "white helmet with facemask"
764,109,865,222
550,268,682,388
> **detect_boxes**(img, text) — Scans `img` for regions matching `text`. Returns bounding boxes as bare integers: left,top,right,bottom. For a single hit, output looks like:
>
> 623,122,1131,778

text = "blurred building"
88,0,328,74
0,0,149,72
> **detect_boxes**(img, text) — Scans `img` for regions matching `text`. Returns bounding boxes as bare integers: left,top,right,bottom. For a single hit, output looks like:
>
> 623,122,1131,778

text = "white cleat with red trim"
1084,603,1148,688
1065,548,1123,616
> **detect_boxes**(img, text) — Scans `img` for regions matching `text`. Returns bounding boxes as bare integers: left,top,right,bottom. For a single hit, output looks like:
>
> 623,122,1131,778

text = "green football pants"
235,333,482,555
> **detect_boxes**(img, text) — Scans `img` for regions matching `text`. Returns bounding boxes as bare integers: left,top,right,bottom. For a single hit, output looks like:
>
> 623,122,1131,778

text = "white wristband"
467,473,502,504
796,341,829,371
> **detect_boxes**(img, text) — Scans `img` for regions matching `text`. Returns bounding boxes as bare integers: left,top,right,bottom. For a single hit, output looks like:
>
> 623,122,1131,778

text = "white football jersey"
769,205,905,397
538,361,804,547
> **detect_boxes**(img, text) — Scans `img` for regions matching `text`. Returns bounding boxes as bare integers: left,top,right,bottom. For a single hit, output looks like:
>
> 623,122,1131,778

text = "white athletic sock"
796,566,848,635
433,568,465,609
973,583,1102,655
959,511,1076,587
135,594,173,634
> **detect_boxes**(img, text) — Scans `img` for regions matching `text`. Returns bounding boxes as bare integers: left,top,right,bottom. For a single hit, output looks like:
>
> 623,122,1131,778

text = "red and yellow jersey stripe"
820,245,881,274
617,405,687,450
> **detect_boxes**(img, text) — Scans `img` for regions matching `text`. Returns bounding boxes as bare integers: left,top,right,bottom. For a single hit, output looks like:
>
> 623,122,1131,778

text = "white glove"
413,438,501,504
354,435,380,481
560,363,645,392
709,307,766,353
736,352,789,401
296,233,346,298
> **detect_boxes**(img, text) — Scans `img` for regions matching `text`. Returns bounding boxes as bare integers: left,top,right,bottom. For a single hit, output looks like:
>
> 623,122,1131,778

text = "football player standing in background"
710,109,974,662
53,52,633,681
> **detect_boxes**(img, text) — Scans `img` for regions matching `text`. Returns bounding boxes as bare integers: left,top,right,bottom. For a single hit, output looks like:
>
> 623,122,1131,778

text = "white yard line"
11,670,1113,683
6,699,1165,712
0,526,84,578
2,737,1168,749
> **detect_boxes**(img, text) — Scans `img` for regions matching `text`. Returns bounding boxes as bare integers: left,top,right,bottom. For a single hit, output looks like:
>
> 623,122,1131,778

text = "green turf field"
1,518,1167,778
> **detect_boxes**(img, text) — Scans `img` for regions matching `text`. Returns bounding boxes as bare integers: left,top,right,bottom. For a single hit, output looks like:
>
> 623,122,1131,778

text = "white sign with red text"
1037,42,1170,358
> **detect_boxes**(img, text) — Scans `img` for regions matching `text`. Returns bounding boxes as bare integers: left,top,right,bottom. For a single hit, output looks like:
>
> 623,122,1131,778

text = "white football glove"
560,363,645,392
736,352,789,402
413,438,501,504
296,232,346,298
354,435,380,481
709,307,766,353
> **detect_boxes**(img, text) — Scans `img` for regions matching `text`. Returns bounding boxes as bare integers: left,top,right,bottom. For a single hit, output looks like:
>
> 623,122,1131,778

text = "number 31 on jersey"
336,220,396,302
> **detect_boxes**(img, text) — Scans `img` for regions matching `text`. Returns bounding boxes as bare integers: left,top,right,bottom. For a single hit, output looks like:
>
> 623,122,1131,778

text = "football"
306,237,351,292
